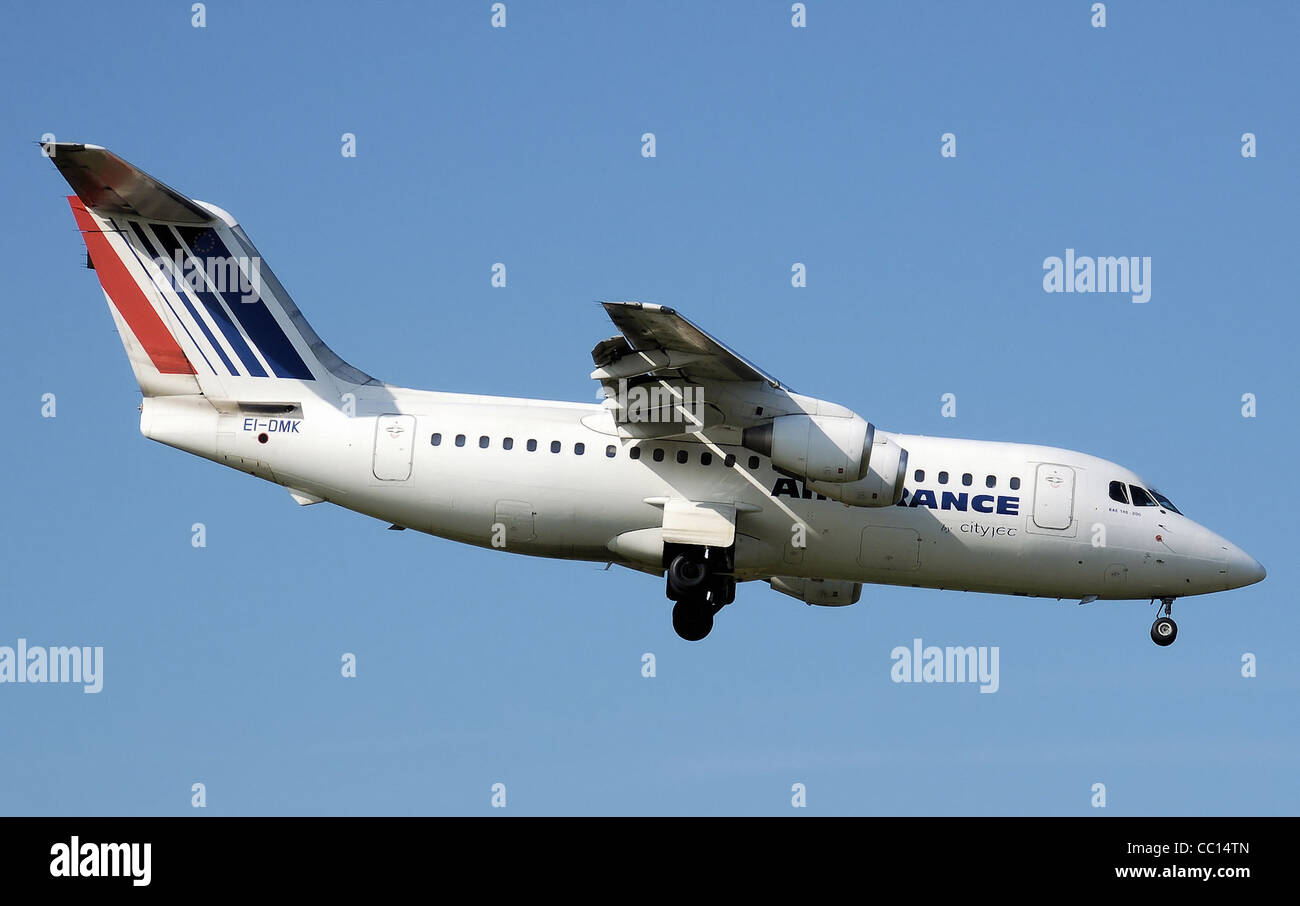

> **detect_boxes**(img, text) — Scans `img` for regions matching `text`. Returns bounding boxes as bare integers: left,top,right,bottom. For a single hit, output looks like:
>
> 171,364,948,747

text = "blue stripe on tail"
127,221,233,376
174,226,314,381
150,224,268,377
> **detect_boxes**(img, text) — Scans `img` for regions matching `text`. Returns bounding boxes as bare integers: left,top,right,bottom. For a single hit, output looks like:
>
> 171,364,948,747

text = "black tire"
667,553,709,597
672,599,714,641
1150,616,1178,647
708,574,736,607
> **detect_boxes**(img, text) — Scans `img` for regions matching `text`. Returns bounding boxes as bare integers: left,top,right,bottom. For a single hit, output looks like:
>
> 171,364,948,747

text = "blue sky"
1,1,1295,815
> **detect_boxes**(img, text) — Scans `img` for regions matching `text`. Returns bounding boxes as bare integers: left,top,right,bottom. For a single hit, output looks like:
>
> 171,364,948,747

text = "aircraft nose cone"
1230,548,1266,588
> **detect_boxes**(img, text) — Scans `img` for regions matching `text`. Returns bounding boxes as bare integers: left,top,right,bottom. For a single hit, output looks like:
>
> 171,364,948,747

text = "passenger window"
455,434,466,447
431,433,442,446
914,469,925,482
630,447,641,460
1010,477,1020,490
985,475,995,488
938,471,949,485
1108,480,1129,504
748,456,760,469
606,445,616,458
1129,485,1157,507
653,448,665,462
962,473,972,486
526,439,537,452
574,443,585,455
550,441,561,454
676,450,688,464
503,437,513,450
479,436,489,449
724,454,736,467
701,452,712,466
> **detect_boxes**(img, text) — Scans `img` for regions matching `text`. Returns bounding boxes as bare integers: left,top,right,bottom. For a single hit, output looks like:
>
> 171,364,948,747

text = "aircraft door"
858,526,921,570
1032,463,1075,530
373,414,416,481
494,500,537,544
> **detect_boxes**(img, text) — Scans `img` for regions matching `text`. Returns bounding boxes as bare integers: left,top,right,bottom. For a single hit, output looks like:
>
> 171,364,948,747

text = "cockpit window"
1108,480,1129,504
1129,485,1157,507
1148,488,1182,515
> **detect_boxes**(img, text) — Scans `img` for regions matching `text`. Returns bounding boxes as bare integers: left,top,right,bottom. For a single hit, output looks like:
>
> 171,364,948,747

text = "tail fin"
45,142,373,400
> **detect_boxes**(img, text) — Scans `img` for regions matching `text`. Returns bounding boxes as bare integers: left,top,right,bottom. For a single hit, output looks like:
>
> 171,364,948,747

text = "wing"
591,302,788,390
589,301,856,442
591,301,800,437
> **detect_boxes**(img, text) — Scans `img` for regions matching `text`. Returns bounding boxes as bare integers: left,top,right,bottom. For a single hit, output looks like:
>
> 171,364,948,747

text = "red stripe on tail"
68,196,195,375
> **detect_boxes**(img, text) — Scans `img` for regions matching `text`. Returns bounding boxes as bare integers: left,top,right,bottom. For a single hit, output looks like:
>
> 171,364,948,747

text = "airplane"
43,143,1266,645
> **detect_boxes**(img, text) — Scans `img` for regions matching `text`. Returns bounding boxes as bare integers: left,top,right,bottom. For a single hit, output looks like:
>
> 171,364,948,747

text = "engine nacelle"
743,414,873,483
769,577,862,607
805,435,909,507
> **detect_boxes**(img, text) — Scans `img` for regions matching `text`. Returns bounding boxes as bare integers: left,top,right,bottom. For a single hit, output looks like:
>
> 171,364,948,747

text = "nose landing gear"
1150,597,1178,646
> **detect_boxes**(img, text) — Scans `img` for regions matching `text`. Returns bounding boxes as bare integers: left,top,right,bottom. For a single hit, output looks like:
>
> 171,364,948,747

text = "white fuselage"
41,142,1264,636
140,386,1259,603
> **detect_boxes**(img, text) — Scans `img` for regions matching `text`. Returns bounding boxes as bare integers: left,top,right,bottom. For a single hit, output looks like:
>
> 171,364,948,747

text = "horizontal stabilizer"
43,143,213,224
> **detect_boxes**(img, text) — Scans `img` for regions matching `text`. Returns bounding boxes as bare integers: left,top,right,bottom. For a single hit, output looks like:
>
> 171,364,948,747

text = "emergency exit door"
373,414,415,481
1032,463,1075,530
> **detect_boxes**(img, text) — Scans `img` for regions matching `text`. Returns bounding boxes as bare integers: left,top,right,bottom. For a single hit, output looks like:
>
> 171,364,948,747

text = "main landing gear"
665,545,735,642
1150,597,1178,647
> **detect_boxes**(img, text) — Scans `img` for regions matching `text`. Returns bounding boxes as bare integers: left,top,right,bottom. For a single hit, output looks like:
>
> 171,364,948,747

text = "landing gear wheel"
672,598,714,641
1151,616,1178,646
706,574,736,607
667,553,709,598
1151,597,1178,647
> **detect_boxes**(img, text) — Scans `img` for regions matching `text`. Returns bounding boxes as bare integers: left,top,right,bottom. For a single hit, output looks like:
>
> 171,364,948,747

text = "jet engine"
742,413,873,483
804,434,909,507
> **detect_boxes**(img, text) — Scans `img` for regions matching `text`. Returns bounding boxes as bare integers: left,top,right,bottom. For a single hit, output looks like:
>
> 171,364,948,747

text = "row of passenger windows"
914,469,1021,491
431,434,1178,514
431,434,1030,489
430,433,763,469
